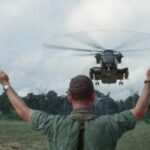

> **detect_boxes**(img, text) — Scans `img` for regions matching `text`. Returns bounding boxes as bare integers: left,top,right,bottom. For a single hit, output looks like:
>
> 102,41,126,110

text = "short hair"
68,75,95,101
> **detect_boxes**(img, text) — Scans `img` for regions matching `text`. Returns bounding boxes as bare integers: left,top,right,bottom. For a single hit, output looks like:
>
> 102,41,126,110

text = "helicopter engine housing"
95,53,101,64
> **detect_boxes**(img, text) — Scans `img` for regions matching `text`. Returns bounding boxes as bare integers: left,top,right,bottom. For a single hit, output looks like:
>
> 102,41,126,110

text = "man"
0,69,150,150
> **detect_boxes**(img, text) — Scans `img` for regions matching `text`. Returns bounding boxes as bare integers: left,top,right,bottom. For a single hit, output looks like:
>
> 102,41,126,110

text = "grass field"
0,120,150,150
0,120,48,150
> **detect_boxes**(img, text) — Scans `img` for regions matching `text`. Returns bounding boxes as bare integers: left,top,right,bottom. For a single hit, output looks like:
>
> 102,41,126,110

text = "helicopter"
89,49,128,85
43,30,150,85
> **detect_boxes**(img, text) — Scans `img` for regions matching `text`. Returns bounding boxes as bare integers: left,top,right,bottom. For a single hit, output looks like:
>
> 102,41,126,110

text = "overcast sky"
0,0,150,100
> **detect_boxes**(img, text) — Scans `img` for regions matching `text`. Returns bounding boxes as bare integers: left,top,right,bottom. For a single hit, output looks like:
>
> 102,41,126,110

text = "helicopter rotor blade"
119,48,150,52
44,44,103,53
66,32,106,50
115,33,150,50
73,53,96,57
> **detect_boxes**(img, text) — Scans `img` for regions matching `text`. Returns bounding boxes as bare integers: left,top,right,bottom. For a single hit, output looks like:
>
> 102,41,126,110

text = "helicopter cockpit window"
103,53,114,63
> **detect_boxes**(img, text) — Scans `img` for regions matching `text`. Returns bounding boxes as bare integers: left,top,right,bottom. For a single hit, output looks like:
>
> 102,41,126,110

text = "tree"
0,93,13,115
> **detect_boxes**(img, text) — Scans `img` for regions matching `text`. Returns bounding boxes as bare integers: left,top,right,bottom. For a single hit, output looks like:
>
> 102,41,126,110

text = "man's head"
67,75,96,105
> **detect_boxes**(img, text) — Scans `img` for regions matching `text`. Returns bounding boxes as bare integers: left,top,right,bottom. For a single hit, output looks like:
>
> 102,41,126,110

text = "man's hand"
0,70,9,85
0,69,33,122
146,68,150,80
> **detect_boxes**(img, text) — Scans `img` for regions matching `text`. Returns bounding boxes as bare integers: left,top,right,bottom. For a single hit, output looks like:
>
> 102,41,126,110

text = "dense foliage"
1,90,147,121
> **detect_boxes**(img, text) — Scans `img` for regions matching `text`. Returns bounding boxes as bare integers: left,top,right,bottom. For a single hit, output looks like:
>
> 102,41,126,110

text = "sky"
0,0,150,100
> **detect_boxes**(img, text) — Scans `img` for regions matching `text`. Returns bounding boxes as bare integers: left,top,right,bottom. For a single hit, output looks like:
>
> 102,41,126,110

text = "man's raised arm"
0,70,33,122
131,68,150,120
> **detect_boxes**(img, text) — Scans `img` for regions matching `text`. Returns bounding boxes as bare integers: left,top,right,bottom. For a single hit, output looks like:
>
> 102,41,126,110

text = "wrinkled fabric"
31,109,136,150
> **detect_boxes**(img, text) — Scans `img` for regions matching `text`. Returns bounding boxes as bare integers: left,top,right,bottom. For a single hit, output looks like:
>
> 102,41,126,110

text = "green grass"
0,120,150,150
0,120,48,150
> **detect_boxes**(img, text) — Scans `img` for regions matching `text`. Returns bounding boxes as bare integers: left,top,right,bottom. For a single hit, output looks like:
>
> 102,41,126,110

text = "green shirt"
31,109,136,150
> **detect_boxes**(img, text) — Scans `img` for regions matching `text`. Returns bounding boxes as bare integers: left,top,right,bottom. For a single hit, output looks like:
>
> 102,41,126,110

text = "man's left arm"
131,68,150,120
0,70,33,122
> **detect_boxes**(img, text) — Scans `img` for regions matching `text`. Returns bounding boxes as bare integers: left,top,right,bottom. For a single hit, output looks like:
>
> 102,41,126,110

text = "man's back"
31,109,136,150
1,69,150,150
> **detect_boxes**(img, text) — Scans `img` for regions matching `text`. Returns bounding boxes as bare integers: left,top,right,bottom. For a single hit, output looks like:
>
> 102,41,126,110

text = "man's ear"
67,94,72,104
91,91,96,102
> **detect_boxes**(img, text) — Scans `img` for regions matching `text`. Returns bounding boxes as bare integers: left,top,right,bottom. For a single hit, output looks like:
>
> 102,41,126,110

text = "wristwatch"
144,80,150,84
3,84,10,91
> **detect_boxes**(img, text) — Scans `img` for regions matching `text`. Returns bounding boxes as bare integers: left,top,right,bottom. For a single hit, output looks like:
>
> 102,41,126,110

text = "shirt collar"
71,108,92,114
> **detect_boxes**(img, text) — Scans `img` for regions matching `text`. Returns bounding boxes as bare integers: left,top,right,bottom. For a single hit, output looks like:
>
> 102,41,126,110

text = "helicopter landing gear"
124,68,129,79
95,81,100,86
89,68,94,80
119,80,123,85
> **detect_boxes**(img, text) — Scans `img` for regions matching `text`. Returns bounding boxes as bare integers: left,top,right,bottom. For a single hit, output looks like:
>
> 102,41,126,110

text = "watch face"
144,80,150,84
3,85,10,90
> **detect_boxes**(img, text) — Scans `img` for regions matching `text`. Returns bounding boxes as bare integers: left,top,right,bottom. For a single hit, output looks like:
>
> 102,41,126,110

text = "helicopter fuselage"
90,49,127,84
102,50,118,69
95,50,123,70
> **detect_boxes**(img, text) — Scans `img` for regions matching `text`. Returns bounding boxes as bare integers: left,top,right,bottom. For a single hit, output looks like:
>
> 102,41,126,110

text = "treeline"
0,90,150,122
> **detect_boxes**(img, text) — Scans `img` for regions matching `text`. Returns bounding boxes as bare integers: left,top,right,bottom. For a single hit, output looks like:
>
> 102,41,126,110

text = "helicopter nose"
107,64,112,67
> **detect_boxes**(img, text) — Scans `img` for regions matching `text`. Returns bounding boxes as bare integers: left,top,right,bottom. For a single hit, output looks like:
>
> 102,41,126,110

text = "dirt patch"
0,142,21,150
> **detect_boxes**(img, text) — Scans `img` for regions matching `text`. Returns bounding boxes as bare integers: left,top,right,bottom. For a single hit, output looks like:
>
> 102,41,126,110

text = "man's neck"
72,100,92,110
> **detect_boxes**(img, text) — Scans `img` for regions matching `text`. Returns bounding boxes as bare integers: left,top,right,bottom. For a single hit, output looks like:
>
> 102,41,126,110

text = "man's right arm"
5,85,33,122
0,70,33,122
131,68,150,120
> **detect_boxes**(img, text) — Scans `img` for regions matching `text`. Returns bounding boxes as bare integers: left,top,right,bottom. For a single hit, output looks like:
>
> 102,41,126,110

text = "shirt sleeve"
107,110,136,139
30,110,55,137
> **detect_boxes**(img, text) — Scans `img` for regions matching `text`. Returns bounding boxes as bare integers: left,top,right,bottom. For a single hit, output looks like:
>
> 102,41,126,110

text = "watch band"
144,80,150,84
